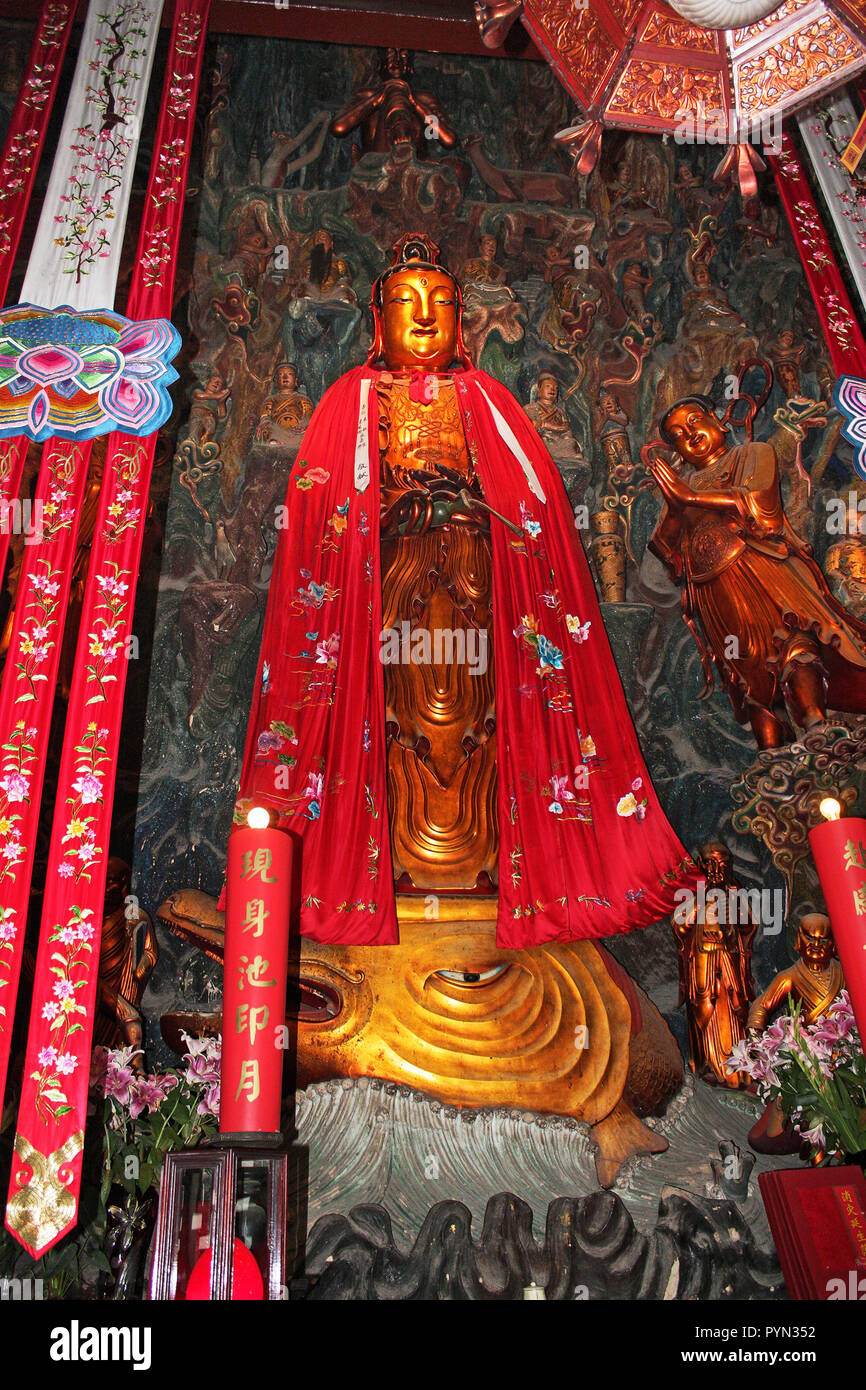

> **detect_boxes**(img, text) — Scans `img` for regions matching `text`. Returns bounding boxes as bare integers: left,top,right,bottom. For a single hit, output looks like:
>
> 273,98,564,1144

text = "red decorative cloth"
234,365,698,947
5,0,212,1259
769,132,866,379
0,1,79,603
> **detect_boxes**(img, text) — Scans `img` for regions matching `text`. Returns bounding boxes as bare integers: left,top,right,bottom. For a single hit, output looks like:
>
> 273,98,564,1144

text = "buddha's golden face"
663,403,727,469
380,267,457,370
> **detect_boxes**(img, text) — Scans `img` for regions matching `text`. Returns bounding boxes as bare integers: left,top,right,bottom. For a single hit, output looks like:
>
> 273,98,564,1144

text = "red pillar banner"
769,131,866,380
5,0,212,1257
0,1,79,595
808,817,866,1046
220,826,293,1139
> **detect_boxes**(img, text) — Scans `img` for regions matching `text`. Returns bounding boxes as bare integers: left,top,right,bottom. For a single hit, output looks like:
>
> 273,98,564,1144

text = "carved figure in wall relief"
539,272,598,358
620,259,653,321
523,373,579,455
673,162,720,226
189,370,231,444
768,327,805,400
464,234,508,286
259,112,331,188
459,232,524,361
254,361,313,443
294,229,356,302
330,47,457,160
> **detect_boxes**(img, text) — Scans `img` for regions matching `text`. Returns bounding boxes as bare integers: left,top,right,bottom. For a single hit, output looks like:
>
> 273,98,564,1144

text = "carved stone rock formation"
298,1187,782,1300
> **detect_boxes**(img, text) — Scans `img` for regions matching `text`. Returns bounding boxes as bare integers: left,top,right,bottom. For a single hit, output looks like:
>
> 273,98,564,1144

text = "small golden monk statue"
748,912,844,1032
95,859,159,1070
255,361,313,443
672,842,756,1088
647,395,866,748
746,913,844,1152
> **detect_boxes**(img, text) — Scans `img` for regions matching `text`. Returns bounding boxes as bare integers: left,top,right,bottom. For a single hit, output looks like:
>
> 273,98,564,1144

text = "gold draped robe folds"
377,372,498,890
650,440,866,723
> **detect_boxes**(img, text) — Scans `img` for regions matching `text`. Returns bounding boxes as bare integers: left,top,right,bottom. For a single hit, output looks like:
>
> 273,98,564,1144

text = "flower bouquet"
92,1032,222,1203
726,991,866,1163
90,1033,221,1294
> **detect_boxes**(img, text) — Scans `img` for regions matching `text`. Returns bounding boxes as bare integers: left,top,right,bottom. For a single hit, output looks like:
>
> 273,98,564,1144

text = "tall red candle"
220,818,293,1139
808,812,866,1043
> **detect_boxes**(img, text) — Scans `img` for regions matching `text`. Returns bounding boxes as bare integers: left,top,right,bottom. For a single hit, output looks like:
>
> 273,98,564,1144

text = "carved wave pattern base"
292,1073,785,1299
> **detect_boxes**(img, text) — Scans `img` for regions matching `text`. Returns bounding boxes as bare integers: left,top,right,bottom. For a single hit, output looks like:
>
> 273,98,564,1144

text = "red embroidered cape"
234,364,697,945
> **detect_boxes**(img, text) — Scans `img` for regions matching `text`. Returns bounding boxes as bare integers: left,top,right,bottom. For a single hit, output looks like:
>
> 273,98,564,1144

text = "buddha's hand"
646,451,697,507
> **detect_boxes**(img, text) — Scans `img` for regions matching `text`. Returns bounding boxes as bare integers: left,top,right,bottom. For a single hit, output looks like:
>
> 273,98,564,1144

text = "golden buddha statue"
226,234,700,1185
235,231,695,939
374,256,497,889
648,395,866,748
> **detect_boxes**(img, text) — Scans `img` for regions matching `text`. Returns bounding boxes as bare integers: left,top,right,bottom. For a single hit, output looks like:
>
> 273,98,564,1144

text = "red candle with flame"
808,797,866,1042
220,809,293,1139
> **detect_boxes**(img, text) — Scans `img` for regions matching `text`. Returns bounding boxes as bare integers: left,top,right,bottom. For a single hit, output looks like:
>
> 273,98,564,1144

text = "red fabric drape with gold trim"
234,365,698,950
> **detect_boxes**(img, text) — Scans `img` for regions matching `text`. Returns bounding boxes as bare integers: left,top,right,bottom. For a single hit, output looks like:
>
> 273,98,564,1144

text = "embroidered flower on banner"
0,304,180,443
519,501,542,538
61,722,109,881
16,560,62,702
255,720,297,771
85,562,131,700
0,721,37,883
0,905,17,1021
30,904,93,1122
566,614,591,644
